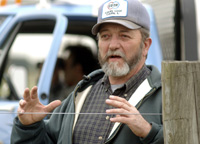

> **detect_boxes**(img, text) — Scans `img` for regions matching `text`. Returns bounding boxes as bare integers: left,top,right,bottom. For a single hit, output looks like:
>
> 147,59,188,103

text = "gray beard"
101,61,130,77
98,43,143,77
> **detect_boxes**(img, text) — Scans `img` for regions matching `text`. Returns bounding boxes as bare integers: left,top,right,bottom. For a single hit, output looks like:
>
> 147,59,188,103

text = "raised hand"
105,95,152,138
18,86,61,125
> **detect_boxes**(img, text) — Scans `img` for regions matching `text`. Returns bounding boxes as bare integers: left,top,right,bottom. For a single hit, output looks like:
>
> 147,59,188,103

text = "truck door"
0,12,67,105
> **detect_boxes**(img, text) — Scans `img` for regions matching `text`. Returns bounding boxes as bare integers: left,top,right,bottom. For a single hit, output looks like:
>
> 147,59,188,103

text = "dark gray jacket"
11,65,163,144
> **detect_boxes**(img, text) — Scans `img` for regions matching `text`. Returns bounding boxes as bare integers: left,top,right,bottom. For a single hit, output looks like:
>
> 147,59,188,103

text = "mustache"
103,50,126,61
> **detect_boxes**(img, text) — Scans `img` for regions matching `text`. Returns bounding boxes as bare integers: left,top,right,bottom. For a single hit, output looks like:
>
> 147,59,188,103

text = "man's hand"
18,86,61,125
105,95,151,138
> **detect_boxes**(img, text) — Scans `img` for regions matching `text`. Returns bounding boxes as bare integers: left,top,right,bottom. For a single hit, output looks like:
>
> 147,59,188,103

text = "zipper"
136,87,157,109
104,87,157,144
105,123,122,143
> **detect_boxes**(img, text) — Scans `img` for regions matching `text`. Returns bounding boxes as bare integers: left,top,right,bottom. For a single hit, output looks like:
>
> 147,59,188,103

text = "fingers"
18,100,26,116
106,95,139,120
105,96,151,137
106,95,132,111
17,108,25,116
106,108,128,115
19,86,38,115
22,86,38,104
45,100,62,112
19,99,27,108
23,88,30,101
109,95,132,107
30,86,38,99
109,115,129,123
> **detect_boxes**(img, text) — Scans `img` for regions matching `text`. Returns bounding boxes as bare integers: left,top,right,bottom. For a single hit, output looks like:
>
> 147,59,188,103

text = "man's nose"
108,36,121,50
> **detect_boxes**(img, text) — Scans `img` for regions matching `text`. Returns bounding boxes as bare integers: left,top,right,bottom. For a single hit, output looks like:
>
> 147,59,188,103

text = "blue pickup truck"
0,1,162,144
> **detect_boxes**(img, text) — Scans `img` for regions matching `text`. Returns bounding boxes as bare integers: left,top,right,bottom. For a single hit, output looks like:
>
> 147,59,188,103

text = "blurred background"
0,0,199,143
1,0,200,61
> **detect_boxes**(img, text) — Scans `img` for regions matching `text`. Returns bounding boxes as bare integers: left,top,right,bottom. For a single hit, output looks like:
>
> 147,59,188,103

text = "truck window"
0,19,55,100
0,32,98,101
0,33,53,100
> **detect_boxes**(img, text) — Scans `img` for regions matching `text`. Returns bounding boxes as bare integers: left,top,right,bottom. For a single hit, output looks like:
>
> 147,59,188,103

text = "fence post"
162,61,200,144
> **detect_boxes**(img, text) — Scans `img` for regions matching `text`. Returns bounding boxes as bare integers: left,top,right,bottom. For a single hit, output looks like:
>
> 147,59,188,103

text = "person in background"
62,45,100,95
11,0,163,143
49,45,100,102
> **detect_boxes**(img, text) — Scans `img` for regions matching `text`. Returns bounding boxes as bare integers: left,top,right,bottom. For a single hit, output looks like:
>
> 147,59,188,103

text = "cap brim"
91,20,141,35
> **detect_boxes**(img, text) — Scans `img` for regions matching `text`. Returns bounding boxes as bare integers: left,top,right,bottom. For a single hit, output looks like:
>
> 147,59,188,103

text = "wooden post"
162,61,200,144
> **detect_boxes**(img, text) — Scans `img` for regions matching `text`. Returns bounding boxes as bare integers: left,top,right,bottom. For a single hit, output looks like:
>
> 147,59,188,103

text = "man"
11,0,163,143
49,45,99,102
62,45,99,89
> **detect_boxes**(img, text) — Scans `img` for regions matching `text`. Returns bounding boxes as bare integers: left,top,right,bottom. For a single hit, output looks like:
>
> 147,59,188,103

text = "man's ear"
143,37,152,57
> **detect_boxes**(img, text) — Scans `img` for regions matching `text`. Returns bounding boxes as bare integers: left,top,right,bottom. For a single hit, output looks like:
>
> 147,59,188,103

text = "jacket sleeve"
11,117,55,144
11,94,75,144
140,122,163,144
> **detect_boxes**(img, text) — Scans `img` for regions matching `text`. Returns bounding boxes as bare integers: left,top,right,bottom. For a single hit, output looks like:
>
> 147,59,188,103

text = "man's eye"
101,34,109,39
121,35,129,38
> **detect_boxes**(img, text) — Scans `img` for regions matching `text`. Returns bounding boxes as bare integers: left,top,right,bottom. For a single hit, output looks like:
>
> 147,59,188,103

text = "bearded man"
11,0,163,143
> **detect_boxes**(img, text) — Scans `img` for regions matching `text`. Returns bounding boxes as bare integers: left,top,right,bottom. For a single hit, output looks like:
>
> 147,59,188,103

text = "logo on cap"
107,1,120,10
102,0,128,19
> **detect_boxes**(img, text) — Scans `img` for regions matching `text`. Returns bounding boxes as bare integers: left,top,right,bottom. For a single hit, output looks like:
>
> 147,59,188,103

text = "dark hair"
65,45,100,75
55,57,65,69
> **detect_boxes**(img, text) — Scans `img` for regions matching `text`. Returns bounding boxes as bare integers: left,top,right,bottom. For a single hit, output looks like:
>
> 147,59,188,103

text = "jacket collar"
75,65,161,93
146,65,161,89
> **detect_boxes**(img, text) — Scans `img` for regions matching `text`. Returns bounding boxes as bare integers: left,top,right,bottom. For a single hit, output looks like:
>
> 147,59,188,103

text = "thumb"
45,100,62,112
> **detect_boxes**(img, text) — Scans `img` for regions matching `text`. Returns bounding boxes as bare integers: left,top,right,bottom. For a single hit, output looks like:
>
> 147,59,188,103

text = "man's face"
98,23,145,77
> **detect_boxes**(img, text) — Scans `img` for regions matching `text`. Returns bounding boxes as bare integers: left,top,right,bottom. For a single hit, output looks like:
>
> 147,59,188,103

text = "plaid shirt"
73,65,151,144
